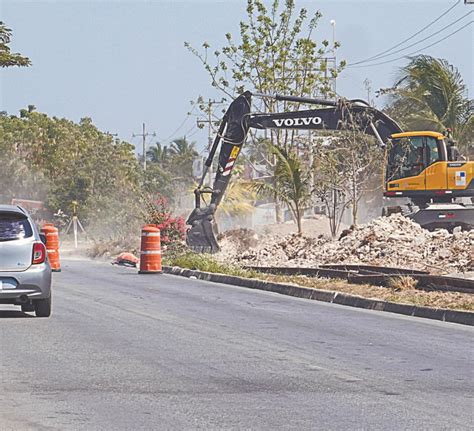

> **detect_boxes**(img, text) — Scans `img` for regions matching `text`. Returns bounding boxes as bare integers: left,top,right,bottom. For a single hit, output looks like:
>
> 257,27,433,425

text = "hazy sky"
1,0,472,154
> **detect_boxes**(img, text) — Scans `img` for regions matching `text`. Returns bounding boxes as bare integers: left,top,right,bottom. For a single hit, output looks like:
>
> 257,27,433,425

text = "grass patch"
164,250,474,312
388,276,418,292
164,250,259,279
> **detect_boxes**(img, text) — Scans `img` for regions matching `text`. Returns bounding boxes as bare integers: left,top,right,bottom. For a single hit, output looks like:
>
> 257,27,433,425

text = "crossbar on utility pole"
133,123,156,171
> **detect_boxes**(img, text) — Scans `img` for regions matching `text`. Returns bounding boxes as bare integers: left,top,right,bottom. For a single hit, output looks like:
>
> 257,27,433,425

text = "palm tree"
146,143,169,165
168,137,198,181
252,144,312,235
0,21,31,67
387,55,473,152
169,137,197,158
219,166,256,218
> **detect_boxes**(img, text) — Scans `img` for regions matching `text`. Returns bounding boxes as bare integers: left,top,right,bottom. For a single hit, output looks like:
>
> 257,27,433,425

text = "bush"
145,194,186,245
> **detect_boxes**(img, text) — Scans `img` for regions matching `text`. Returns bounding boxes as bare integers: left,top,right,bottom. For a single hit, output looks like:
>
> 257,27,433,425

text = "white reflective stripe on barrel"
46,249,56,253
140,250,162,255
141,232,160,237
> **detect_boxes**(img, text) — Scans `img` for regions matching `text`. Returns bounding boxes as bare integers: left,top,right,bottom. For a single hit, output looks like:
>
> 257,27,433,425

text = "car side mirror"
39,233,46,244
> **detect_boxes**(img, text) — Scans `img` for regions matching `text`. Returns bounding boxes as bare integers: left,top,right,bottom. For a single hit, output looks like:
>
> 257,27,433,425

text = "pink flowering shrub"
147,194,186,246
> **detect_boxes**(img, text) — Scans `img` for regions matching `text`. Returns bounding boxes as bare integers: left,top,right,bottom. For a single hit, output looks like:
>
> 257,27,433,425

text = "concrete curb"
163,266,474,326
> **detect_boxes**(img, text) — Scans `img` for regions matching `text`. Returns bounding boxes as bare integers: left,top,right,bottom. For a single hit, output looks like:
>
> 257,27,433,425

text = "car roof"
0,204,28,215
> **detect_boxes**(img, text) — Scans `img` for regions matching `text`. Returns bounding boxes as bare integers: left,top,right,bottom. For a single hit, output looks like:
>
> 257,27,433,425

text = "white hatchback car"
0,205,52,317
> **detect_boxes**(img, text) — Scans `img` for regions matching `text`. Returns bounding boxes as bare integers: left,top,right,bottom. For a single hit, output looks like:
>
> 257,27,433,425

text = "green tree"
186,0,345,223
219,166,256,218
147,142,170,166
253,144,311,234
168,137,198,181
186,0,344,102
169,137,197,158
143,163,175,204
144,137,198,205
0,21,31,67
383,55,473,153
312,130,380,236
0,109,141,225
313,147,349,238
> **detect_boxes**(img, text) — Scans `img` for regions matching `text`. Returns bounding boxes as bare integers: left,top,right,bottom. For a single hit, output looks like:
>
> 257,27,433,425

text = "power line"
161,104,197,142
182,123,198,137
348,11,472,66
186,127,200,139
153,123,199,147
350,20,473,68
348,0,461,66
162,116,190,142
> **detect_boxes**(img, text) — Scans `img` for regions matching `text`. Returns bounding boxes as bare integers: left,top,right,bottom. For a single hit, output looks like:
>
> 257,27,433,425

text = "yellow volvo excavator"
186,92,473,252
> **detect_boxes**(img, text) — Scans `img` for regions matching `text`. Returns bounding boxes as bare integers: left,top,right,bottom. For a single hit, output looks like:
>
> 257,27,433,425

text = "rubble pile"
217,228,260,253
216,214,474,274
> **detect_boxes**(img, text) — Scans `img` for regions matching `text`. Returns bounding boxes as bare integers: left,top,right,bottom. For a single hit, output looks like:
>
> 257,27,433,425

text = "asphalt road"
1,258,473,430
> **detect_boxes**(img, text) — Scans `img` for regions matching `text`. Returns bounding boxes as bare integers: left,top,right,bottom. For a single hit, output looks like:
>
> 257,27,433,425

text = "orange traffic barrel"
41,223,61,272
139,224,162,274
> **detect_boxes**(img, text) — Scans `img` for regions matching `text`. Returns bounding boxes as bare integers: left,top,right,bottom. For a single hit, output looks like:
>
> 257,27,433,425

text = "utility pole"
133,123,156,171
330,19,337,96
196,99,225,185
363,78,372,106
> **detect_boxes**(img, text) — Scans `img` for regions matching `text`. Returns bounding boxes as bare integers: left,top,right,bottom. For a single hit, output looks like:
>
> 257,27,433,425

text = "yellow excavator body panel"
425,162,448,190
391,131,445,139
386,162,474,192
388,172,425,191
447,161,474,190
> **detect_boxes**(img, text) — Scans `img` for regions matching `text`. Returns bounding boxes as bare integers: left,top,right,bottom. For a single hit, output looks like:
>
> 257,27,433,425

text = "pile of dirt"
216,214,474,274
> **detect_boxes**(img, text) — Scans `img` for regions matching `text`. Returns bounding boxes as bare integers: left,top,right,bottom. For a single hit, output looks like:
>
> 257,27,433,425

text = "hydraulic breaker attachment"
186,189,219,253
186,209,219,254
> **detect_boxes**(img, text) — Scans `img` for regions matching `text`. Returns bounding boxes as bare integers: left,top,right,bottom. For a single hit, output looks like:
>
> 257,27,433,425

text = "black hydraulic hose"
197,113,229,189
205,112,228,168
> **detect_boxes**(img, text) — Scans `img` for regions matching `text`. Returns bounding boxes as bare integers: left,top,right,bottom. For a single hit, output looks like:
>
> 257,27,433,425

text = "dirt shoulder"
257,273,473,312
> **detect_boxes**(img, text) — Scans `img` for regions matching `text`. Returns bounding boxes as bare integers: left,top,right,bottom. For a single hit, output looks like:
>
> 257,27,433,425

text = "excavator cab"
385,131,473,199
386,132,445,193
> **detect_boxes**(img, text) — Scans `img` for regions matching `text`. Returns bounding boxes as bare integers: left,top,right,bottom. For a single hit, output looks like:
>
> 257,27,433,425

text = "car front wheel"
34,295,52,318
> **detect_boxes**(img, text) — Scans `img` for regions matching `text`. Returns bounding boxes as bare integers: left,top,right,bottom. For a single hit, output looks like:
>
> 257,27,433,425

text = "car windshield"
0,213,33,241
